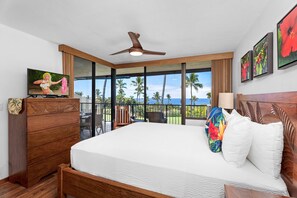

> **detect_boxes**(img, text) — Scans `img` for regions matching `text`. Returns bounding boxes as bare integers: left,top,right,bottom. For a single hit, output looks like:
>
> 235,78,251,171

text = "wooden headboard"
237,92,297,197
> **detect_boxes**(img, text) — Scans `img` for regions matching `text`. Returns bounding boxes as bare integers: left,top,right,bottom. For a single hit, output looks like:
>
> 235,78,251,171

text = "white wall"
0,24,62,179
233,1,297,95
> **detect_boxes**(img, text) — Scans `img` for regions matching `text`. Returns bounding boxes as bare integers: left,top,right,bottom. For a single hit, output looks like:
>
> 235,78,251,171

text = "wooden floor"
0,174,57,198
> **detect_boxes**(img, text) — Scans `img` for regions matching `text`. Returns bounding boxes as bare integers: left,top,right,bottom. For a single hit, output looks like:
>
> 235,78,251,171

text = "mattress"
71,122,288,198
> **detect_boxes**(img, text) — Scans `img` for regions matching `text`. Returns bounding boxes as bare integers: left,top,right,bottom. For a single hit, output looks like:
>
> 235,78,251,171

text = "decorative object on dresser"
225,185,291,198
241,50,253,82
9,98,80,188
277,4,297,70
253,32,273,78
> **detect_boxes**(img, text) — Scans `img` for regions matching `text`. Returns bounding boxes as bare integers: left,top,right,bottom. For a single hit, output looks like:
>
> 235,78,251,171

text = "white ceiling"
0,0,270,65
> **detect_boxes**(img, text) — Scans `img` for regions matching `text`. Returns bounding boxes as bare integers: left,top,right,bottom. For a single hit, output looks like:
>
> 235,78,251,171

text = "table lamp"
218,93,234,110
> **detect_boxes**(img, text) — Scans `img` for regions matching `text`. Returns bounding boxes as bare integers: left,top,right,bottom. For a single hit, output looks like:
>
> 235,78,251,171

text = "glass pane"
146,65,181,125
95,63,111,134
116,67,145,126
74,57,93,140
186,61,211,119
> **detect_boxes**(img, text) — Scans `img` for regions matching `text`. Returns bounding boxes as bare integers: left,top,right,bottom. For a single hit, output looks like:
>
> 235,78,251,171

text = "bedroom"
0,0,297,197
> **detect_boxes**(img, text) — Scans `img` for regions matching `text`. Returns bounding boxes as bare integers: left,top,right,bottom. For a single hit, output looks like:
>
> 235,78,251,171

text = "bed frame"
58,92,297,198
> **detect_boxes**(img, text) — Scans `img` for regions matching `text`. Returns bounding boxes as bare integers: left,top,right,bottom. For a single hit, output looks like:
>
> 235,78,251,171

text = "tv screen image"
28,68,69,96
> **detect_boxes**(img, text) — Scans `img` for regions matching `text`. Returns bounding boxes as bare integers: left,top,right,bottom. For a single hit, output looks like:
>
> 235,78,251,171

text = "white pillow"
248,121,284,178
222,110,252,167
222,108,232,122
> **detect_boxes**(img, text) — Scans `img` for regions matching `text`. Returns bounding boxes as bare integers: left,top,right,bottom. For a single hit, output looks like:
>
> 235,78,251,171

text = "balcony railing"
80,102,208,125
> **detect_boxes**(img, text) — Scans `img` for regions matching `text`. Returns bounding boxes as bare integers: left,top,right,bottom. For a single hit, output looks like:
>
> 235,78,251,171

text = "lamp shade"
218,93,234,109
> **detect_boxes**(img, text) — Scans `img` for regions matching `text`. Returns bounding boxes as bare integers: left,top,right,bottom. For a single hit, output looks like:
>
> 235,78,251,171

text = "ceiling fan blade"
128,32,142,49
110,49,130,55
143,50,166,55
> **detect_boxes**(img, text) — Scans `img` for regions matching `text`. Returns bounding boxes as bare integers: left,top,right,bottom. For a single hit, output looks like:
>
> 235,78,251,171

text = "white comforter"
71,122,288,198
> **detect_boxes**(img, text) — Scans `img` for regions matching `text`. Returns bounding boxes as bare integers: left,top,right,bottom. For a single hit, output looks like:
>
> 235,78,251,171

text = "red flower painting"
241,62,249,80
280,6,297,57
241,51,252,82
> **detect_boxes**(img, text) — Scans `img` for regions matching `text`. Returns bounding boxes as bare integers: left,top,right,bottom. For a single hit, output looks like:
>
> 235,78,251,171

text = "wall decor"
253,32,273,78
241,50,253,82
277,4,297,69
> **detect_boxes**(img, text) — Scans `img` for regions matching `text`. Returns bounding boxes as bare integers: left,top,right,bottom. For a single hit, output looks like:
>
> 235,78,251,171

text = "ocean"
147,98,210,105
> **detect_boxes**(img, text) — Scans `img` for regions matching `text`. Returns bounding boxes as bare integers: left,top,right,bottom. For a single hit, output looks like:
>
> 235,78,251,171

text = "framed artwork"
277,4,297,69
241,50,253,82
253,32,273,77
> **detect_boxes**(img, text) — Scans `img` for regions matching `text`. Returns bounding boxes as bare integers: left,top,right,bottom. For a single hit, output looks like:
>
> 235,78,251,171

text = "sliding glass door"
73,58,211,136
186,61,212,122
146,64,182,124
115,67,145,126
74,57,93,140
74,57,112,140
95,63,111,134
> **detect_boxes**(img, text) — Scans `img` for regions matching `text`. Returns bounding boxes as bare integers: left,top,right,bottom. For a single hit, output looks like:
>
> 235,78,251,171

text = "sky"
74,71,211,99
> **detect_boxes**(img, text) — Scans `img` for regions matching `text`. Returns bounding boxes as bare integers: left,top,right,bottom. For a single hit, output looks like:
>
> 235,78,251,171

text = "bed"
58,92,297,198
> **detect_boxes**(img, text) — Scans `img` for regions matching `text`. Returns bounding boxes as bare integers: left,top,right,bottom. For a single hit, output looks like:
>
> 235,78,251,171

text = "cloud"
165,86,211,98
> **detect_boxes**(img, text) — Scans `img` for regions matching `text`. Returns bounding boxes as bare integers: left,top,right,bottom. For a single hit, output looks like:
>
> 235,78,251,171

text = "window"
116,67,145,122
186,61,211,119
147,65,182,124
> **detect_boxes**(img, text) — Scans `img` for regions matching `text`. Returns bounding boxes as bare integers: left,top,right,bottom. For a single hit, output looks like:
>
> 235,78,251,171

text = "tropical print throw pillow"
205,107,226,153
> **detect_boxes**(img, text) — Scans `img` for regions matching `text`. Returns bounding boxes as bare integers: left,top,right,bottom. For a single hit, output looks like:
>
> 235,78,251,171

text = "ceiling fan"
110,32,166,56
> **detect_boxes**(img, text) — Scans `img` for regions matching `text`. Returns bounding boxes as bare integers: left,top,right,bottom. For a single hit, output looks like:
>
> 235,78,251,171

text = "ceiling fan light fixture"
129,51,143,56
129,48,143,56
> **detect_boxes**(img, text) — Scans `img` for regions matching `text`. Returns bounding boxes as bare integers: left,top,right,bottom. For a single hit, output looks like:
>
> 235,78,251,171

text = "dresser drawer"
27,111,79,132
27,100,79,116
28,124,79,148
28,135,79,164
27,150,70,187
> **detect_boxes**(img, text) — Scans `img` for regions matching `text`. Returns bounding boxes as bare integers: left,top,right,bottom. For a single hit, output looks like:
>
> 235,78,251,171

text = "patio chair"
95,114,104,135
80,115,91,131
146,112,167,123
114,105,131,127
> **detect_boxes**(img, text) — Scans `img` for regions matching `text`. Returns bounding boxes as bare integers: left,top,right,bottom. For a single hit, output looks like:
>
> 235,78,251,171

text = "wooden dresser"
9,98,80,187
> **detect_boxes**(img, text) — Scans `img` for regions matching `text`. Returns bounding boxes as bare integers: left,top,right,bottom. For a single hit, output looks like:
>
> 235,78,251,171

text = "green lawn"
167,116,181,124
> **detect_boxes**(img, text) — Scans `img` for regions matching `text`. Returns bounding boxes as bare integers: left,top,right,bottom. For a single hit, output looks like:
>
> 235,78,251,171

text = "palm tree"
166,94,171,104
161,75,166,105
116,79,127,103
102,77,107,103
101,77,108,132
191,95,198,105
146,95,150,104
186,73,203,106
95,89,101,101
152,92,161,104
206,92,211,104
131,77,144,103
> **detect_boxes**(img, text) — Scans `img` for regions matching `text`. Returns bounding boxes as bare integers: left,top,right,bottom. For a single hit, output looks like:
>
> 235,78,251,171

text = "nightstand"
224,185,291,198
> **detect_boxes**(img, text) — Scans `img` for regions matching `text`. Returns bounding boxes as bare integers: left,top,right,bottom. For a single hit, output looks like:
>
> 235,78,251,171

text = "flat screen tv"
27,68,69,97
